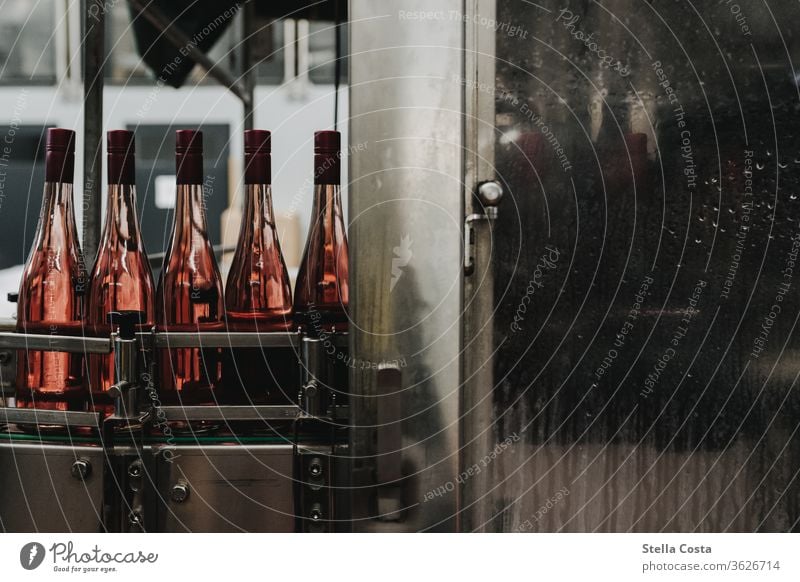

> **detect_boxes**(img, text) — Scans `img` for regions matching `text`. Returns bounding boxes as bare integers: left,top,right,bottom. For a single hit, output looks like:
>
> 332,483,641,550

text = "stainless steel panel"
0,408,100,428
0,332,111,354
349,0,463,531
461,0,501,532
153,331,303,349
154,444,295,532
483,0,800,532
0,442,104,532
160,405,300,422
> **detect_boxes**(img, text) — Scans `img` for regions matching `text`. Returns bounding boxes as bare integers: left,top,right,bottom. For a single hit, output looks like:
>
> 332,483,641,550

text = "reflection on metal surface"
485,0,800,532
349,0,463,531
0,442,104,532
155,444,295,532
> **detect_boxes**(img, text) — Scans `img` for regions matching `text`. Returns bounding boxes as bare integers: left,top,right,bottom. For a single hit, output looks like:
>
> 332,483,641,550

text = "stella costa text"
642,544,712,554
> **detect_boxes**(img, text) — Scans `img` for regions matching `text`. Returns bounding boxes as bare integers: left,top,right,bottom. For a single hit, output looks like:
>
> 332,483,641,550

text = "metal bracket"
464,181,504,276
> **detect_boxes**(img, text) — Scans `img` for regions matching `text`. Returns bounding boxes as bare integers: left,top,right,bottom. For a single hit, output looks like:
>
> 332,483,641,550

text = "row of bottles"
14,127,349,414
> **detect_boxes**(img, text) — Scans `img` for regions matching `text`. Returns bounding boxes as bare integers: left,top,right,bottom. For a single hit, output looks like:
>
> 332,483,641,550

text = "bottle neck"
173,183,209,240
245,152,271,186
176,152,203,185
314,151,341,185
108,151,135,185
311,183,343,223
243,184,276,228
45,150,74,183
38,181,75,236
102,184,142,245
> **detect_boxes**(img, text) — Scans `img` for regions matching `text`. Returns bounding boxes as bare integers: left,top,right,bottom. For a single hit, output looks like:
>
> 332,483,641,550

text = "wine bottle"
225,130,292,331
294,130,349,332
86,130,155,415
156,130,224,405
16,128,87,411
224,130,293,404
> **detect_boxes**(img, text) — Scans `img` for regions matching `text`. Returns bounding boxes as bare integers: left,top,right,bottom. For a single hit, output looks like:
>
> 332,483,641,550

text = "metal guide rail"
0,318,350,533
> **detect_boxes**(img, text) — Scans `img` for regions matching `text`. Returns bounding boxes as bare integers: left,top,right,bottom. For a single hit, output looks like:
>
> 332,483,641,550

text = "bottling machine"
1,0,799,533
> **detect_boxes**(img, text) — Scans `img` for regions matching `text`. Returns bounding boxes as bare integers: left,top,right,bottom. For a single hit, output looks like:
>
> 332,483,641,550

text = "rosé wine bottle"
156,130,224,405
86,130,155,416
225,130,292,331
294,130,349,333
224,130,293,404
16,128,88,411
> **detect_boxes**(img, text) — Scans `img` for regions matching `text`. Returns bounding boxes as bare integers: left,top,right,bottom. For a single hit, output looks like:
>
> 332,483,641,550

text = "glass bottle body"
86,183,155,414
16,182,87,410
156,183,224,405
226,184,292,331
294,182,349,331
225,181,293,404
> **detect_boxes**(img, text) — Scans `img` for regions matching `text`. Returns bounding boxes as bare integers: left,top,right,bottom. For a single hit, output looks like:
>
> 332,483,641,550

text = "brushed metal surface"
485,0,800,532
461,0,501,532
0,332,111,354
0,442,104,532
154,444,295,532
0,408,100,428
349,0,463,531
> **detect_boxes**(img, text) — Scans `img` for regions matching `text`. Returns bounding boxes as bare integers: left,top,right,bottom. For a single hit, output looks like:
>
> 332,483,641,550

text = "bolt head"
71,459,91,480
171,483,189,503
128,511,143,526
309,458,323,477
477,181,504,206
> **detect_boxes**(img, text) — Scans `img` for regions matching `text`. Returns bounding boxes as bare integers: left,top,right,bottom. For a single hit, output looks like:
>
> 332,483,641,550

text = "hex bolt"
127,461,143,479
71,459,92,480
128,511,143,527
171,482,190,503
309,503,323,521
308,457,323,477
477,181,504,206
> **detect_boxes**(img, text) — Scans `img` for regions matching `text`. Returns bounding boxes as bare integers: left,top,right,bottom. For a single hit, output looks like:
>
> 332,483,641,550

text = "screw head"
309,504,323,521
71,459,91,480
477,181,504,207
171,482,190,503
128,511,143,526
127,461,143,479
309,458,323,477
